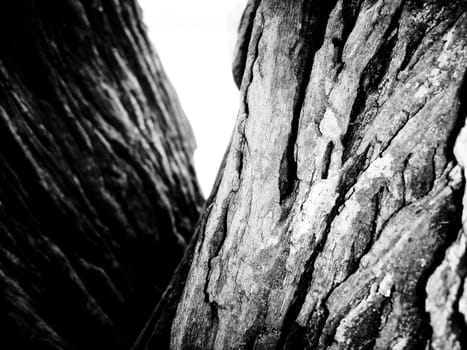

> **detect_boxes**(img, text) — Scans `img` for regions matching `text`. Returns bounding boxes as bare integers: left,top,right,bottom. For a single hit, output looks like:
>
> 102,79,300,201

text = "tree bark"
138,0,467,349
0,1,203,349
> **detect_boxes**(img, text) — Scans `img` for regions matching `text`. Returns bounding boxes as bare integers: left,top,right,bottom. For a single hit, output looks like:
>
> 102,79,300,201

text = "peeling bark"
0,1,203,349
145,0,467,349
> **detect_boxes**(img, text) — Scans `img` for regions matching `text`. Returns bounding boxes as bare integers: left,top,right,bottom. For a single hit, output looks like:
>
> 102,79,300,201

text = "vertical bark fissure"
202,199,232,340
279,0,339,207
334,0,364,71
341,2,403,162
279,1,412,346
236,11,264,182
320,141,334,180
233,0,262,88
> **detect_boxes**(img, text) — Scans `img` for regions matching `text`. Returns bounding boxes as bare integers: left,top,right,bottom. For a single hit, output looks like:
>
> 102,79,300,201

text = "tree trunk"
0,1,203,349
138,0,467,349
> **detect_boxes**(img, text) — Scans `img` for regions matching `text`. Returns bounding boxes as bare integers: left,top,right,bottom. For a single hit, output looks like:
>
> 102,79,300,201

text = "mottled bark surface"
0,1,203,349
164,0,467,349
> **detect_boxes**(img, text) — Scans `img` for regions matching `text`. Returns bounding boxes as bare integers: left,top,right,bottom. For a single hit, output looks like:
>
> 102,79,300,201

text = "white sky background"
138,0,247,196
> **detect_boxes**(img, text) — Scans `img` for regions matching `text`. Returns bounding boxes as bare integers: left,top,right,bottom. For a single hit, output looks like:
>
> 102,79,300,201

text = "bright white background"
139,0,247,196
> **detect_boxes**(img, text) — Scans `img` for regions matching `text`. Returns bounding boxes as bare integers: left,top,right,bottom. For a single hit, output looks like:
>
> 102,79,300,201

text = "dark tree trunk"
136,0,467,349
0,1,203,349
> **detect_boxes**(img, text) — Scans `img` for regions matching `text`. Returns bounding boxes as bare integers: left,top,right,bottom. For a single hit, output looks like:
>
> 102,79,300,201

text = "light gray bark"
0,1,203,348
160,0,467,349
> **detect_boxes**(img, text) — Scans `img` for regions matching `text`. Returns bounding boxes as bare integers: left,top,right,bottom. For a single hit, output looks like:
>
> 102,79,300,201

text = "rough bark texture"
0,1,203,349
132,146,231,350
425,124,467,350
232,0,261,89
163,0,467,349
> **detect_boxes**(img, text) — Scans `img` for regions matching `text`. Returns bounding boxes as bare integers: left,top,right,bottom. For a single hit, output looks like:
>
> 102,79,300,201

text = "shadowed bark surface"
0,1,203,349
132,146,230,350
137,0,467,349
232,0,261,89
